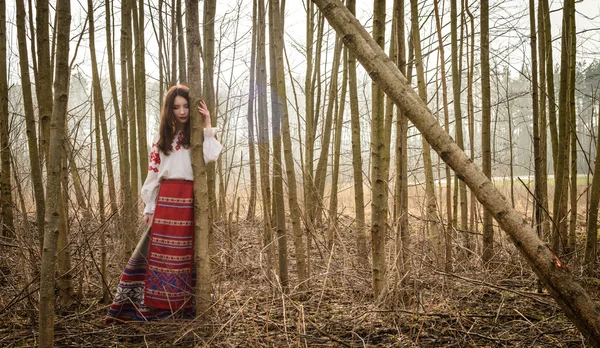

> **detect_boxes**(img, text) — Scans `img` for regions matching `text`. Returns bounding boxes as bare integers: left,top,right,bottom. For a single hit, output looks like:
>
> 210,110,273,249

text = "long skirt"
105,180,196,323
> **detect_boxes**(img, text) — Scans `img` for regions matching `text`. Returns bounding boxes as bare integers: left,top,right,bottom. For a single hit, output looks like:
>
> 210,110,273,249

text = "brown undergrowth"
0,214,596,347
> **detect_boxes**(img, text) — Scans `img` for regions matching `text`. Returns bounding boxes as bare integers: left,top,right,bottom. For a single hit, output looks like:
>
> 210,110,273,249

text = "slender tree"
133,0,148,183
346,0,367,266
585,94,600,270
268,0,289,291
38,0,71,344
451,0,468,245
16,0,45,246
35,0,53,169
0,0,12,238
246,0,258,221
177,0,186,83
371,0,387,299
186,0,212,316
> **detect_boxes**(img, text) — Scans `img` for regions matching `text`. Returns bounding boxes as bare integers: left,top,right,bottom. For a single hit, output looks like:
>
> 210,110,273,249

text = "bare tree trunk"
541,0,558,169
434,0,453,271
186,0,212,317
203,0,218,257
328,48,348,246
132,0,148,184
411,0,442,266
312,1,600,344
480,0,494,264
268,0,289,292
268,0,307,289
16,0,45,247
170,0,177,86
451,0,467,245
177,0,186,84
89,0,117,219
567,9,577,251
256,0,273,273
346,0,367,268
0,0,12,238
537,0,550,240
35,0,52,171
371,0,387,300
38,0,70,344
553,0,574,253
126,0,139,222
246,0,258,221
585,94,600,270
466,0,477,240
529,0,544,246
120,0,134,256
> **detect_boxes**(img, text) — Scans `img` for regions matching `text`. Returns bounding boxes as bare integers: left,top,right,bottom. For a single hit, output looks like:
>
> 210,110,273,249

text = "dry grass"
1,198,597,347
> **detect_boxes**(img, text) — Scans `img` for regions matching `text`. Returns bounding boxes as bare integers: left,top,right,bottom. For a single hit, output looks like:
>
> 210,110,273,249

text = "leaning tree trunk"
311,0,600,344
186,0,212,317
38,0,71,345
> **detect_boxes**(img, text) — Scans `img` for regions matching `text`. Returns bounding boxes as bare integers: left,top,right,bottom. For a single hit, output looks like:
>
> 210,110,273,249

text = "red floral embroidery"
148,165,158,173
175,132,184,151
150,151,161,165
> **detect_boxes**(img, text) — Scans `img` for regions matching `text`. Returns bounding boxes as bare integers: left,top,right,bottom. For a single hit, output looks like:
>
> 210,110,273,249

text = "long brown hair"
157,84,191,155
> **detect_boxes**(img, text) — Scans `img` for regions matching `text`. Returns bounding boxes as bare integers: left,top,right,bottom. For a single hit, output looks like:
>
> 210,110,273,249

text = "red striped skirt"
105,180,195,323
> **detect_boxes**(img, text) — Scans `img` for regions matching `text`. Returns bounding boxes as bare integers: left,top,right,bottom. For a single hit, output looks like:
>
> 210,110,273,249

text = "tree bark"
132,0,148,184
186,0,212,317
16,0,45,247
0,0,12,238
268,0,289,292
311,0,600,344
35,0,53,170
246,0,258,221
480,0,494,264
38,0,71,345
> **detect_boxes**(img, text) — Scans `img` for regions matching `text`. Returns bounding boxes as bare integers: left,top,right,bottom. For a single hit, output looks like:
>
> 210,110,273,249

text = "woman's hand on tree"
197,100,212,129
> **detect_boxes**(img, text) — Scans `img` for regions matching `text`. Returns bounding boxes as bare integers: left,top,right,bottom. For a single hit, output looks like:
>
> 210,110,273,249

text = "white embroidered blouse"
141,128,223,215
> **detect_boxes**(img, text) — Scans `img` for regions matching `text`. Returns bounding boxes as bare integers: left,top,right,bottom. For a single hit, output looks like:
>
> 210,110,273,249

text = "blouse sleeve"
141,135,161,214
203,128,223,163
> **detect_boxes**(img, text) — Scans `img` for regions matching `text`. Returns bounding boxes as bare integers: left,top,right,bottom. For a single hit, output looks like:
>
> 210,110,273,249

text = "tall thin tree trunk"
120,0,134,256
451,0,468,247
125,0,139,222
328,48,348,247
411,0,442,266
553,0,574,253
246,0,258,221
177,0,186,84
38,0,70,344
537,0,550,240
186,0,212,316
585,94,600,270
35,0,52,171
567,9,577,251
133,0,148,184
16,0,45,247
256,0,273,273
371,0,387,300
347,0,367,268
434,0,452,271
0,0,12,238
268,0,289,292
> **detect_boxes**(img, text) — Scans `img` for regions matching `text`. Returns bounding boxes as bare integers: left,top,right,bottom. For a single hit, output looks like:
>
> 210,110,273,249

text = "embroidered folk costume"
105,128,222,323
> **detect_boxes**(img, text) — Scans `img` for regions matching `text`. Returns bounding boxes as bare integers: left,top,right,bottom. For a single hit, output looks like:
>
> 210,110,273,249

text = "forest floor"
1,216,598,347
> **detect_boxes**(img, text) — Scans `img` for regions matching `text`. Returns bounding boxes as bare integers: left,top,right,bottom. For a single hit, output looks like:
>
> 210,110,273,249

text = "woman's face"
173,95,189,128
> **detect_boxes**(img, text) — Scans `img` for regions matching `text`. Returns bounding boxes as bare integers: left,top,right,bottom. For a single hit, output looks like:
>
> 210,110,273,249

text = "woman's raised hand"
197,100,212,129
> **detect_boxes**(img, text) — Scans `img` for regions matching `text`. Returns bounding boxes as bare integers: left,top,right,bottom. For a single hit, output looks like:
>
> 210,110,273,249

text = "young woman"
105,85,222,323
